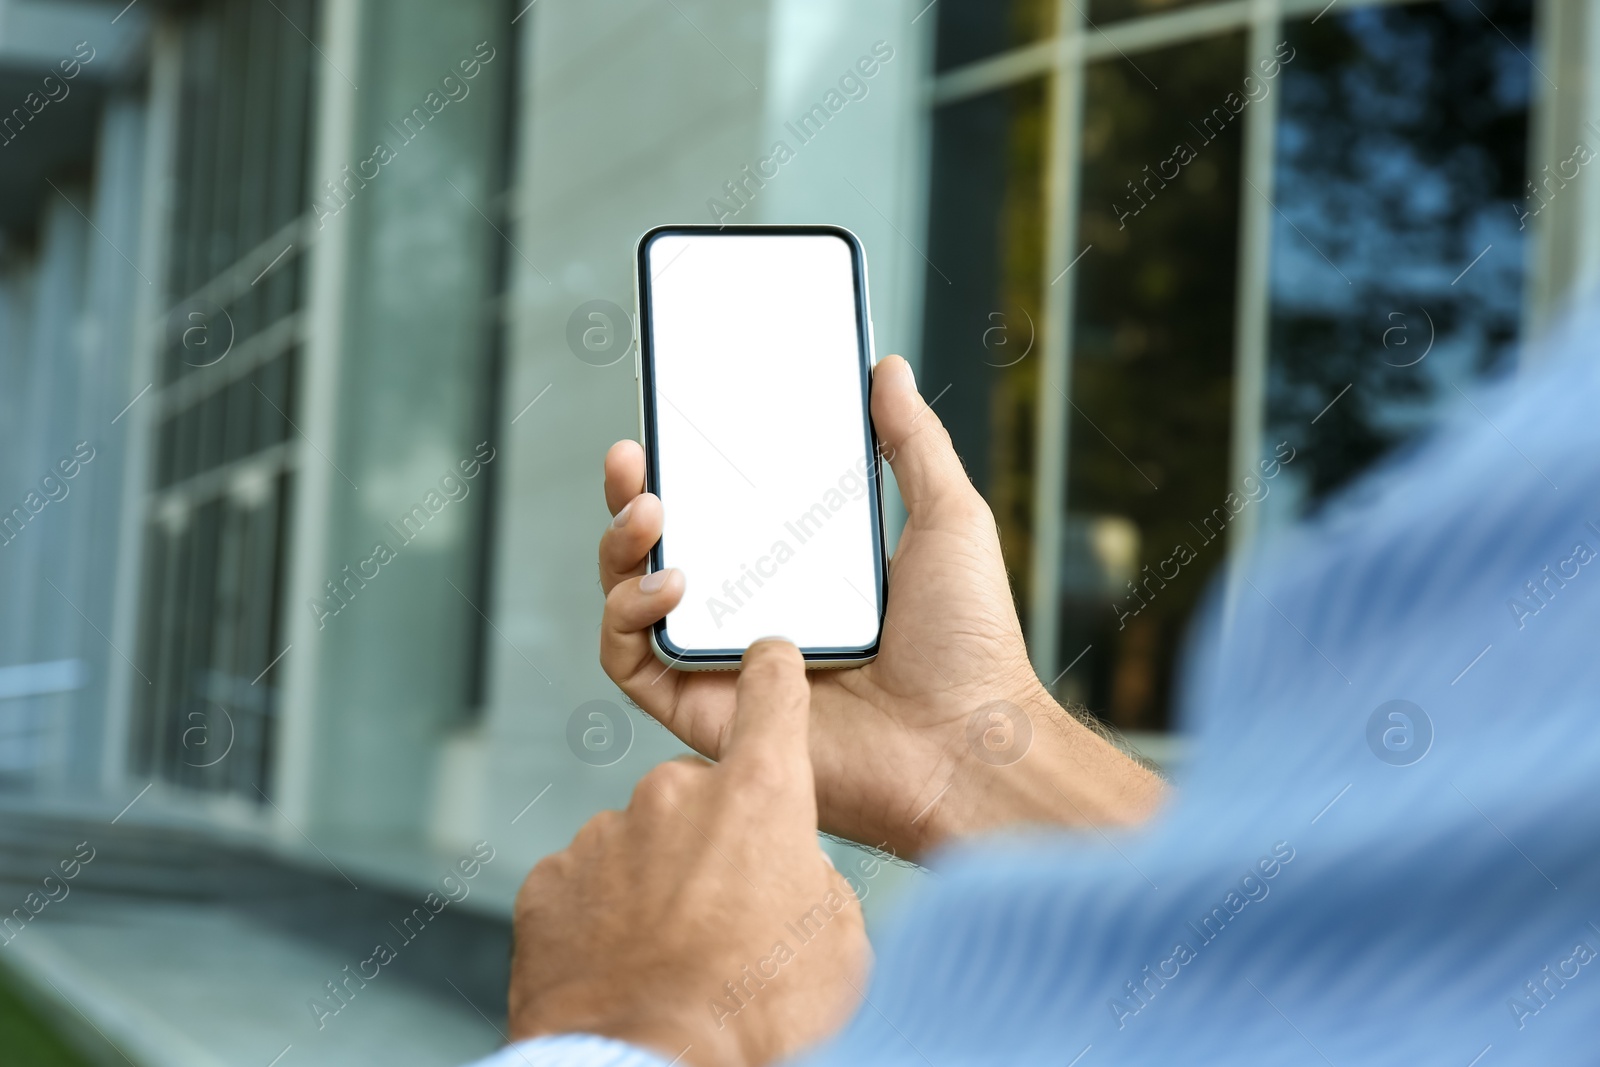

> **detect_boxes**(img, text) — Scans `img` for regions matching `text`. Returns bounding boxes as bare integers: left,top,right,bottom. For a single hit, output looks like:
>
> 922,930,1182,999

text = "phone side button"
634,344,641,381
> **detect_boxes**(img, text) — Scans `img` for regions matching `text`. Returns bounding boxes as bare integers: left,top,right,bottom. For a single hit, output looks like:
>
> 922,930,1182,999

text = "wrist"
513,994,750,1067
599,1019,748,1067
918,681,1166,852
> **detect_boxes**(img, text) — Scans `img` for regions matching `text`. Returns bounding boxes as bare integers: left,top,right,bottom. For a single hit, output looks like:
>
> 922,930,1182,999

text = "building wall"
21,0,1593,906
451,0,930,874
0,0,930,907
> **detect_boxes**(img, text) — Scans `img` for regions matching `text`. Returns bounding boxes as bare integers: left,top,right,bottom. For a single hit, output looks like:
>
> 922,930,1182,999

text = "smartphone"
634,224,888,670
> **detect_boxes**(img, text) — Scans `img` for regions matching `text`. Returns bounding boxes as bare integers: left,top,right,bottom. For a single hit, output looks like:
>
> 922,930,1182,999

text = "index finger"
722,640,813,796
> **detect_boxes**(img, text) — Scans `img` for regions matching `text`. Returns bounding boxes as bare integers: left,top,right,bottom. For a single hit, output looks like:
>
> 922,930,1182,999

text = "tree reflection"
1064,35,1246,732
1266,0,1531,507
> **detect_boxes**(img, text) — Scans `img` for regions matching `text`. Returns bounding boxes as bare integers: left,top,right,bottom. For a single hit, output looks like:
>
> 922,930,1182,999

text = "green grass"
0,964,95,1067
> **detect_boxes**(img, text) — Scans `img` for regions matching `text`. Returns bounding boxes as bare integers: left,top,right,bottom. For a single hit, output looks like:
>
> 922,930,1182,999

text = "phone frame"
633,223,888,670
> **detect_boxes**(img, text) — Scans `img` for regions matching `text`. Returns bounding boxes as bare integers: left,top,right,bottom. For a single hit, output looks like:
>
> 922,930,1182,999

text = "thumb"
870,355,979,522
723,639,813,797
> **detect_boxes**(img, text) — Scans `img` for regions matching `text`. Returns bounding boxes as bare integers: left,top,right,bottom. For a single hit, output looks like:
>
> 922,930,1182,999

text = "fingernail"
611,500,634,529
640,568,672,593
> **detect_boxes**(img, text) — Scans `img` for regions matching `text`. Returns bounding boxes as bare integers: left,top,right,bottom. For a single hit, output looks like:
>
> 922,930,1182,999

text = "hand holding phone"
599,348,1167,861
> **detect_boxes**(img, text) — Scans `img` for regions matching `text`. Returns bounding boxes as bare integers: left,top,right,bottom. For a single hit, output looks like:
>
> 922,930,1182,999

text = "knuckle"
570,808,621,850
946,483,993,526
729,748,786,788
597,527,622,569
597,633,620,676
631,759,699,809
601,580,639,622
514,852,567,917
597,618,628,676
906,417,950,458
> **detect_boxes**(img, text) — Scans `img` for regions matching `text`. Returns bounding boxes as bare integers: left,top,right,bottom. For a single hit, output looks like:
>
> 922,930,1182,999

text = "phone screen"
638,228,885,662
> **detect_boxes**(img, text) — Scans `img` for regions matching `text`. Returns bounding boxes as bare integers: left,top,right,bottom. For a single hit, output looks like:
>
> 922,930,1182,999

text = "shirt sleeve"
462,1034,672,1067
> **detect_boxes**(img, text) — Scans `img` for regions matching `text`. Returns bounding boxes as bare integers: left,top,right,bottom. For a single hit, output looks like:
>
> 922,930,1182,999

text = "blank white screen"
645,232,881,654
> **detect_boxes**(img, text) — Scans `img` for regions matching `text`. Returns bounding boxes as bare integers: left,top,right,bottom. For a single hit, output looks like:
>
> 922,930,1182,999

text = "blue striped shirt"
474,300,1600,1066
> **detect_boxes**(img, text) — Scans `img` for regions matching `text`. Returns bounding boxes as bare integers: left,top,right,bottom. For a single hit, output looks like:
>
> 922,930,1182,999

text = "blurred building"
0,0,1596,1062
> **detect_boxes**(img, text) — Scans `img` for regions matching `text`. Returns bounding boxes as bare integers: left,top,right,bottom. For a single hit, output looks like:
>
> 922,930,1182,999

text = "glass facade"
922,80,1048,623
926,0,1540,732
133,0,317,796
130,0,517,802
1062,34,1246,732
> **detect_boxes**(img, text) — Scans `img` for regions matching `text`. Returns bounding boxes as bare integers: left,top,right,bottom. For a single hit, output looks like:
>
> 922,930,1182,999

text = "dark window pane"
934,0,1055,73
265,246,301,322
269,0,315,236
157,408,178,488
204,0,249,278
172,402,199,484
230,283,258,341
196,390,226,478
1090,0,1218,24
253,352,294,451
223,374,255,465
1266,0,1532,509
1059,34,1246,732
922,80,1048,624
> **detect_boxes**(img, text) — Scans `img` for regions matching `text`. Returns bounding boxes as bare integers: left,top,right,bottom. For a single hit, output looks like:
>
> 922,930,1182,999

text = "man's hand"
509,641,870,1067
598,355,1165,860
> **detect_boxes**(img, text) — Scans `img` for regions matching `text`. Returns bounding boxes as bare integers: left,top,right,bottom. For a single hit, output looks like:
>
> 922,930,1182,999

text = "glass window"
1059,34,1246,733
933,0,1055,73
134,0,317,797
1265,0,1534,510
1090,0,1218,24
921,80,1048,624
927,0,1542,736
135,0,519,794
